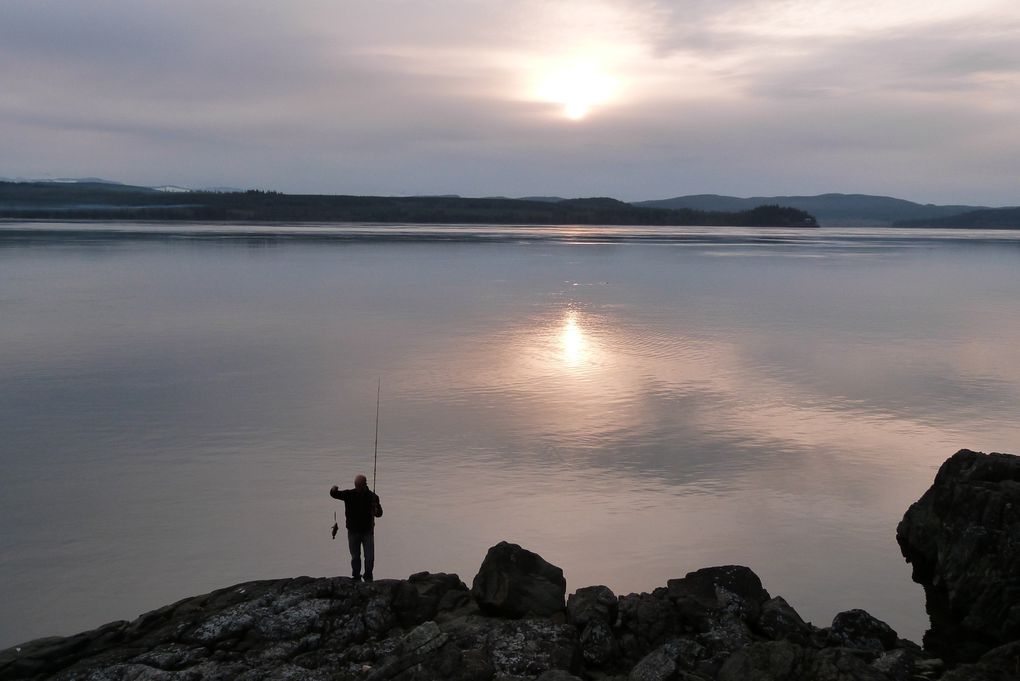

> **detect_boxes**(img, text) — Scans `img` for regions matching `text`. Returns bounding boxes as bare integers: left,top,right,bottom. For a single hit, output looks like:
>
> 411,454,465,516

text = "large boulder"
756,596,814,645
828,609,899,653
897,449,1020,662
470,542,567,618
567,585,618,628
391,572,471,625
614,566,775,674
667,565,772,626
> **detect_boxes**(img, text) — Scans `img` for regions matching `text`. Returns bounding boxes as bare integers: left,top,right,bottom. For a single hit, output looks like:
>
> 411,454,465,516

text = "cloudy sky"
3,0,1019,203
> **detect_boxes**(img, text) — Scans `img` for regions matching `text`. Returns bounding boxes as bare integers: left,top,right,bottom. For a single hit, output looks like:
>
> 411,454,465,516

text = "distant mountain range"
0,181,816,227
894,207,1020,229
1,179,1017,228
0,177,245,194
633,193,996,227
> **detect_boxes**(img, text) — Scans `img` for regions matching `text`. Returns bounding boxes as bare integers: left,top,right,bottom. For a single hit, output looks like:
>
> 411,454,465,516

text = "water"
2,222,1019,648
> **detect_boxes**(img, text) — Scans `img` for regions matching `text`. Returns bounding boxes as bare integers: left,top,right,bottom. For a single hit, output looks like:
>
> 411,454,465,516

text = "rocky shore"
2,449,1018,681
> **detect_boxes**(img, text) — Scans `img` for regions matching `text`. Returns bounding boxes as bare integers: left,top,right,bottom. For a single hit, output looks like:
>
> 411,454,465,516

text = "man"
330,475,383,582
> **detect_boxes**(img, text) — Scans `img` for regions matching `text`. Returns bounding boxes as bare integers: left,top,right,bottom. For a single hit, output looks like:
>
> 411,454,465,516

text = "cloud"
2,0,1020,202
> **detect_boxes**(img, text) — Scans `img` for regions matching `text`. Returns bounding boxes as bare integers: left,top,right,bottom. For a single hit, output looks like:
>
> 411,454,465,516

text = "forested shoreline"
0,182,818,227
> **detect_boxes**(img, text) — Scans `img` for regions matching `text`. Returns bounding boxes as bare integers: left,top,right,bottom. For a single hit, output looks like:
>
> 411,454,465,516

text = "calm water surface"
2,223,1019,648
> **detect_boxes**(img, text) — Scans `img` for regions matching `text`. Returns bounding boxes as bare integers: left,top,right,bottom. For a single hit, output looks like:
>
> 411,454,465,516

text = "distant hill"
0,177,251,194
634,193,987,226
0,182,817,227
200,186,247,193
0,179,162,205
50,177,127,185
517,196,567,203
0,176,137,187
895,206,1020,229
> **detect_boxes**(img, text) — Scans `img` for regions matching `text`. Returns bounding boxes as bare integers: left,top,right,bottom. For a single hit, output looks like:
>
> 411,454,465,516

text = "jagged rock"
622,640,708,681
668,565,772,627
417,610,579,679
567,585,618,628
536,671,584,681
940,640,1020,681
667,566,770,671
616,590,683,662
366,621,450,680
828,609,899,652
869,648,938,681
614,566,775,671
578,618,618,667
567,585,619,666
696,615,755,671
484,618,579,677
471,542,566,618
628,642,678,681
672,638,709,675
718,640,888,681
871,650,908,679
897,449,1020,662
392,572,471,625
756,596,813,644
913,657,947,680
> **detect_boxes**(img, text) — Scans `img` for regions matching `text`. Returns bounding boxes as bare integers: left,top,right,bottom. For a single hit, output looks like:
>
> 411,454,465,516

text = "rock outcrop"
2,449,1019,680
897,449,1020,663
0,558,938,681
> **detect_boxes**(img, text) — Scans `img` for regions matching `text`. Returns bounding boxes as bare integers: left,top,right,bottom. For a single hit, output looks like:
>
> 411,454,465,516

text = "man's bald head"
354,474,368,489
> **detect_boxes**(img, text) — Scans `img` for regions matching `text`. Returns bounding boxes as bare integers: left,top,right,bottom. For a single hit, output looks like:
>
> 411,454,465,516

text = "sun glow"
536,60,617,120
562,313,586,363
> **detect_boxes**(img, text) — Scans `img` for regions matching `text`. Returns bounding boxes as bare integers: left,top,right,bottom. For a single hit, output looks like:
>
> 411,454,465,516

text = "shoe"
352,575,362,582
364,574,374,583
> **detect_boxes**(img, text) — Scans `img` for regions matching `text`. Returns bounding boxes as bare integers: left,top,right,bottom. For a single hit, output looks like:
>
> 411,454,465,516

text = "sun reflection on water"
561,311,587,365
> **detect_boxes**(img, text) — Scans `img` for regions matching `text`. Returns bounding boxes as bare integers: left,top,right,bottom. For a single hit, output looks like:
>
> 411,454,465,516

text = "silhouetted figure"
330,475,383,581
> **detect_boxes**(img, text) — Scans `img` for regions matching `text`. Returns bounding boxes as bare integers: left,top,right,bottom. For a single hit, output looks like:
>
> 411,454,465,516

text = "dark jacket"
330,487,382,534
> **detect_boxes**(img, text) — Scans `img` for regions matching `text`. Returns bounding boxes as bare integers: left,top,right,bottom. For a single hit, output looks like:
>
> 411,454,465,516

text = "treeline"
894,206,1020,229
0,182,818,227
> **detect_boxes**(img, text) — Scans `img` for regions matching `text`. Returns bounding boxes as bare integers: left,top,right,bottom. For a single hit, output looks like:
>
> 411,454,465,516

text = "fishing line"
373,378,380,492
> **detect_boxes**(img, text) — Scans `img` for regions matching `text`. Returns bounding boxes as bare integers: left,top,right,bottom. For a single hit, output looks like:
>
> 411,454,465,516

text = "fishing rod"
373,378,380,492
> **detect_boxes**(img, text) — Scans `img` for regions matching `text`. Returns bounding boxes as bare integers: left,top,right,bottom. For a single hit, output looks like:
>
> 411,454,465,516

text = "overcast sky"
3,0,1019,203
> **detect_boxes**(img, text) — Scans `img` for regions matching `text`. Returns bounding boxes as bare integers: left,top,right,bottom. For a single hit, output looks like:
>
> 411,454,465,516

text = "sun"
536,60,617,121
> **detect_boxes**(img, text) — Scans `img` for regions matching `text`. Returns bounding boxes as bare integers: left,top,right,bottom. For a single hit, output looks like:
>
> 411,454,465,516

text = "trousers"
347,530,375,579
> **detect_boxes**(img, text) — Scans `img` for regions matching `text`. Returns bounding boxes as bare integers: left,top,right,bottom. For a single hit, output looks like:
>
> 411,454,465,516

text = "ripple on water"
3,227,1020,648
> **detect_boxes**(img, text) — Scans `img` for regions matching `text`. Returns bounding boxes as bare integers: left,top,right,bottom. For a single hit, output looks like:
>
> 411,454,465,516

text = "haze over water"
2,223,1019,648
